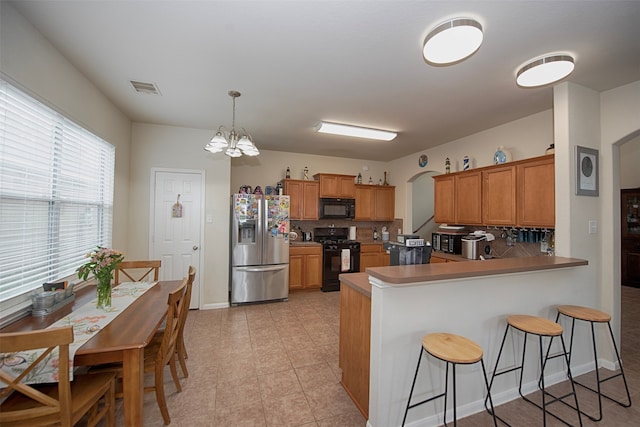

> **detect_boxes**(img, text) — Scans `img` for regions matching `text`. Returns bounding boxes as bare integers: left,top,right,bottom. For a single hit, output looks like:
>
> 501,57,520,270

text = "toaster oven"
431,232,464,255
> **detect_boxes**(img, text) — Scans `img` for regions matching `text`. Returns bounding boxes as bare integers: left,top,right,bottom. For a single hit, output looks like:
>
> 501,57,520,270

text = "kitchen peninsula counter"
366,255,587,285
347,255,592,427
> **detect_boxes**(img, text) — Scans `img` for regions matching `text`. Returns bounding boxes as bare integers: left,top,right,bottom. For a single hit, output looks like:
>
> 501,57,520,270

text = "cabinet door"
319,175,339,197
373,186,395,220
284,180,303,220
302,181,319,220
517,156,554,227
434,175,455,224
338,176,356,198
483,166,516,225
304,253,323,289
355,185,373,220
288,254,304,290
455,171,482,225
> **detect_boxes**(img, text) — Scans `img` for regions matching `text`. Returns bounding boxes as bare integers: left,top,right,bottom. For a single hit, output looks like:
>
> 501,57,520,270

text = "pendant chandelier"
204,90,259,157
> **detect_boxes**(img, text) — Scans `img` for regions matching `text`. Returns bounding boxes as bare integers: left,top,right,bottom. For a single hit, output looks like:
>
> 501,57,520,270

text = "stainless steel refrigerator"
230,194,290,305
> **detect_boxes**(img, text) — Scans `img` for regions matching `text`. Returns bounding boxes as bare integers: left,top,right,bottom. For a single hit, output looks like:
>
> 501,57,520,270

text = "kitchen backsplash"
475,227,555,258
291,219,404,242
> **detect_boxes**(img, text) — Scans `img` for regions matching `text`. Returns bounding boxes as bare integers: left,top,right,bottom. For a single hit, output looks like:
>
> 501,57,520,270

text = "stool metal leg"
403,347,425,426
489,324,582,427
405,344,497,426
480,359,499,427
558,314,633,422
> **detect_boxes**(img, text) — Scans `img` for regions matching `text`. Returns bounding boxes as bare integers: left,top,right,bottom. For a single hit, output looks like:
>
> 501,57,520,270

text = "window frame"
0,79,116,321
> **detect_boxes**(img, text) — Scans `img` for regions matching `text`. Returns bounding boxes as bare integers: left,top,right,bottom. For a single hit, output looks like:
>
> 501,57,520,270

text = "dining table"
1,279,184,426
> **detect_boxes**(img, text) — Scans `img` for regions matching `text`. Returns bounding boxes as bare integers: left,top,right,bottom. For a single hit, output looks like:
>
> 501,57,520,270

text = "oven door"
323,247,360,292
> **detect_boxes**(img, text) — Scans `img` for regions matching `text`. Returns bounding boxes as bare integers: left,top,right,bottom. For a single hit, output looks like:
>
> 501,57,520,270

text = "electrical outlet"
588,220,597,234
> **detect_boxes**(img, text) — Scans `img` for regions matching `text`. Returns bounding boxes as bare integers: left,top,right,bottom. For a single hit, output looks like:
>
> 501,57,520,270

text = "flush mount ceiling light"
423,18,483,65
204,90,259,157
516,54,575,88
316,121,397,141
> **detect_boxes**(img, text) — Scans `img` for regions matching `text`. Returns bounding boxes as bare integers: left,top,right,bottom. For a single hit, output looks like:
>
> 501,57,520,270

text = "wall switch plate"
206,214,213,223
588,220,597,234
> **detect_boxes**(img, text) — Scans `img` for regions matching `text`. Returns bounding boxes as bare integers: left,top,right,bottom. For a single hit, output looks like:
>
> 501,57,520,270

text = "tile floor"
112,286,640,426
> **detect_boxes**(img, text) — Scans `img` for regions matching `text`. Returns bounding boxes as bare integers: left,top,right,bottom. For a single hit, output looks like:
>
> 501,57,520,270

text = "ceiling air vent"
130,80,161,95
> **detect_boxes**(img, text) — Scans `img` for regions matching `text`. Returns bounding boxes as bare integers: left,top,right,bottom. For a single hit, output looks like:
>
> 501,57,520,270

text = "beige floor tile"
258,368,303,399
262,392,315,426
215,375,261,410
295,362,340,392
215,401,267,426
288,348,327,369
255,347,293,375
304,382,358,420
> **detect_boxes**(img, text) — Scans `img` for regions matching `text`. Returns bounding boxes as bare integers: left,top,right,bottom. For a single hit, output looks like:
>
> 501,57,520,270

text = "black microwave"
319,198,355,219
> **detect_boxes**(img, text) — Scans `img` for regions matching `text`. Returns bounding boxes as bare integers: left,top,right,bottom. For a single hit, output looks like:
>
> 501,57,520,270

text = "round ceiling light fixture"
422,18,483,65
516,54,575,88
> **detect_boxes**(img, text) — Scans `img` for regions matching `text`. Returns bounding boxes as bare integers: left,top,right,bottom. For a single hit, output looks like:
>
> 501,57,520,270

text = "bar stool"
487,315,582,426
549,305,632,421
402,332,497,427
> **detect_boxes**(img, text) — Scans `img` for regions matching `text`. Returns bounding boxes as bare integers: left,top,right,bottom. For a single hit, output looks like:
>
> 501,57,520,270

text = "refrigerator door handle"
236,265,287,273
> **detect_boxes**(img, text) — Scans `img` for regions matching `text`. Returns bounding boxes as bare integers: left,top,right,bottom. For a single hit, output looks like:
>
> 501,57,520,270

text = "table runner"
0,281,157,384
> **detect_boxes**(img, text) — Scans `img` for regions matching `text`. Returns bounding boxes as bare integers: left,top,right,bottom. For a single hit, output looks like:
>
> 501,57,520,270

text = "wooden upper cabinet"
373,186,395,220
433,175,455,224
354,185,395,221
483,165,516,225
454,171,482,225
354,185,373,220
433,154,555,227
313,173,356,198
517,155,554,227
283,179,319,220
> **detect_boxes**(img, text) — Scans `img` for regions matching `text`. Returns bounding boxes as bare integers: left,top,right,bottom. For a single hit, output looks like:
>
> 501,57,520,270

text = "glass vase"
96,274,112,310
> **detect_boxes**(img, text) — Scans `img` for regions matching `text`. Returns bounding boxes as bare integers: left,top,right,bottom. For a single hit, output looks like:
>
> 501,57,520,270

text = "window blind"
0,79,115,302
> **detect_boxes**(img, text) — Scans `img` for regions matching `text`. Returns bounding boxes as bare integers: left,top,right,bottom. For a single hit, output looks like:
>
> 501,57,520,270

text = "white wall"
0,2,132,252
130,124,231,307
231,150,389,197
599,80,640,344
619,136,640,188
387,110,553,221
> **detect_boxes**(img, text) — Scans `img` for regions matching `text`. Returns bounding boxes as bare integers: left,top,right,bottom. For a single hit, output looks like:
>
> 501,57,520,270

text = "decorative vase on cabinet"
494,146,512,164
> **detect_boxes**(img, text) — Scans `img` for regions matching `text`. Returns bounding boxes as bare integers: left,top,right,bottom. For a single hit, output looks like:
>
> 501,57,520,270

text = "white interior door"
150,169,203,309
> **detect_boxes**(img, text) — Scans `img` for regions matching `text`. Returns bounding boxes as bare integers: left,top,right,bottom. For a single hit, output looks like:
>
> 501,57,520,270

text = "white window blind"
0,79,115,302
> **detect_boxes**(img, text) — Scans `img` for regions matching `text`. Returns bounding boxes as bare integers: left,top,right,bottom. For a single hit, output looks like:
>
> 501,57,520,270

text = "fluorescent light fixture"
423,18,483,65
516,54,575,87
316,121,397,141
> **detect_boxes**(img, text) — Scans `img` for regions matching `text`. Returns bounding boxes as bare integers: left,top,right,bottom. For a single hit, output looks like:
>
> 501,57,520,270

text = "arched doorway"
408,171,439,240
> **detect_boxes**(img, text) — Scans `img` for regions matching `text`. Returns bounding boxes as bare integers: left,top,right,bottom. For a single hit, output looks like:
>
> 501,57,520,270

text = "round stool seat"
422,333,483,364
507,314,563,336
557,305,611,323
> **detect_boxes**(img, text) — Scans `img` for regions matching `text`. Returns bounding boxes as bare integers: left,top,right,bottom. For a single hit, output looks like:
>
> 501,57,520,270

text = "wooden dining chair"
114,260,161,284
91,276,188,425
0,326,116,427
152,266,196,378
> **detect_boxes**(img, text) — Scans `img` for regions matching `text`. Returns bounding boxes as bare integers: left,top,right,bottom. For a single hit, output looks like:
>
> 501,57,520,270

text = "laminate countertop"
339,272,371,298
366,256,588,286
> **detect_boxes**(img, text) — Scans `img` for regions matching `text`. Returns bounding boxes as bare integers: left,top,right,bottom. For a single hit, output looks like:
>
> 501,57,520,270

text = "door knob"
193,245,199,251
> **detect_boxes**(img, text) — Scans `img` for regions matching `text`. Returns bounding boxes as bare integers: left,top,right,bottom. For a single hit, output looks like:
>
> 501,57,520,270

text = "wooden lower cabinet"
430,254,459,263
289,246,322,290
359,243,389,271
339,274,371,418
430,255,448,263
